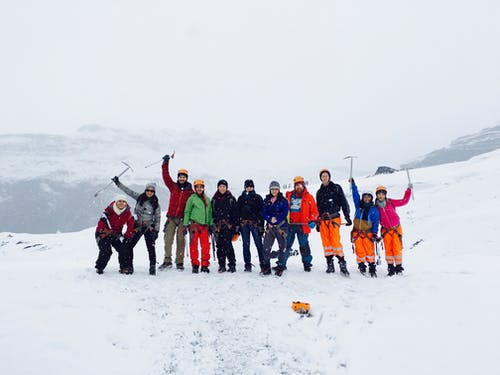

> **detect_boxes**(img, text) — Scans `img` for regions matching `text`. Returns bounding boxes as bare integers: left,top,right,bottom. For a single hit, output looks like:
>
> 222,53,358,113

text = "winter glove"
182,225,188,236
345,217,353,226
209,224,216,235
349,177,354,184
151,230,159,241
315,223,320,232
112,176,119,184
233,225,240,235
308,221,316,229
162,154,170,162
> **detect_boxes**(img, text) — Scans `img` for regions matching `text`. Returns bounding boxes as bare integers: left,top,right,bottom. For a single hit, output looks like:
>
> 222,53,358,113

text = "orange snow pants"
189,225,211,267
319,217,344,257
381,225,403,265
352,231,375,264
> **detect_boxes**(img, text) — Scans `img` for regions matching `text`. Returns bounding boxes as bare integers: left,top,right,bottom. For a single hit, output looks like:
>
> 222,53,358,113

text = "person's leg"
174,218,186,266
95,239,112,271
162,219,177,265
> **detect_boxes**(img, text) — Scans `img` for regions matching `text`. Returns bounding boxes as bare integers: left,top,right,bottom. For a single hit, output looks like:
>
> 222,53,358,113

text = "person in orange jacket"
274,176,318,276
375,183,412,276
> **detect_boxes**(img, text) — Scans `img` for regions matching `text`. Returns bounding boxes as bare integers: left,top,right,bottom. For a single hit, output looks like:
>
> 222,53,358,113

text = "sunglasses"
145,189,155,193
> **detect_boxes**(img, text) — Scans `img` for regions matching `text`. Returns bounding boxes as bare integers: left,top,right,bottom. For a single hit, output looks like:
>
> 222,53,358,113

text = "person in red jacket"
95,195,135,274
160,154,194,270
274,176,318,276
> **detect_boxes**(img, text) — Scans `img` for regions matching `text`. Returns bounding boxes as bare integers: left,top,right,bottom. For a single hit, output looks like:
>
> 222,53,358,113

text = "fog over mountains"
2,124,499,233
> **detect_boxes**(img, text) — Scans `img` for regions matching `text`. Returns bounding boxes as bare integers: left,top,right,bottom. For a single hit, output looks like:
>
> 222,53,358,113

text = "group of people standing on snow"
94,154,413,278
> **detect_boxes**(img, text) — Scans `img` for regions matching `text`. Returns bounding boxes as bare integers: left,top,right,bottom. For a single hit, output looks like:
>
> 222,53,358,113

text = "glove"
233,226,240,236
349,177,354,184
162,154,170,162
370,235,380,242
258,226,265,235
408,183,413,190
308,221,316,229
111,176,119,184
315,223,320,232
345,217,353,226
209,224,216,235
182,225,188,236
151,230,158,241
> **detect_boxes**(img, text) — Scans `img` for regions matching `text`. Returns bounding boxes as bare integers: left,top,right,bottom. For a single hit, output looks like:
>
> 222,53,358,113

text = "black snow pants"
129,226,158,266
95,236,132,270
215,225,236,268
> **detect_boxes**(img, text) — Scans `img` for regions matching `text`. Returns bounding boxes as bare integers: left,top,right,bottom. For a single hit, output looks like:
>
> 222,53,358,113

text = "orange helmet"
293,176,305,185
193,179,205,187
177,168,188,177
376,185,387,194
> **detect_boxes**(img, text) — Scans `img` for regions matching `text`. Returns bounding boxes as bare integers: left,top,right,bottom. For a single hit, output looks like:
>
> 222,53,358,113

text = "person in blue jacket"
349,178,380,277
261,181,289,275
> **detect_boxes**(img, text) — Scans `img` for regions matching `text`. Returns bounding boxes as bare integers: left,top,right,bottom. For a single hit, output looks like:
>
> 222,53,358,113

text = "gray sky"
1,0,500,170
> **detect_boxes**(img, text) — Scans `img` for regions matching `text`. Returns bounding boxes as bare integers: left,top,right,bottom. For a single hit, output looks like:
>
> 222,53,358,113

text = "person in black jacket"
316,169,352,276
237,179,264,272
211,179,239,273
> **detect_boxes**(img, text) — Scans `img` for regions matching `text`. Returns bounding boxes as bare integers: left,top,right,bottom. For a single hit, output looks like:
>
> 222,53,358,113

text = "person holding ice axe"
160,153,194,271
375,182,412,276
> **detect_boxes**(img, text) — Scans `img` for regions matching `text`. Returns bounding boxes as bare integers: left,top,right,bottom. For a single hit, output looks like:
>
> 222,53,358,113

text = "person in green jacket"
183,179,214,273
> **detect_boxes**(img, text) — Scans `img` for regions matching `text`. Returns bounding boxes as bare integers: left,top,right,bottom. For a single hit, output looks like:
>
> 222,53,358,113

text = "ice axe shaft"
145,151,175,168
343,155,357,181
94,161,133,197
406,168,415,201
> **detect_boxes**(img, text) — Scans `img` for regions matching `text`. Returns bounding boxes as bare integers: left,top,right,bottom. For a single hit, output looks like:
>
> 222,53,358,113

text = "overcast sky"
1,0,499,170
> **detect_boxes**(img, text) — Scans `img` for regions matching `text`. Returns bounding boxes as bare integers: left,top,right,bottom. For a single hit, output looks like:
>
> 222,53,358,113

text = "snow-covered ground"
1,150,499,374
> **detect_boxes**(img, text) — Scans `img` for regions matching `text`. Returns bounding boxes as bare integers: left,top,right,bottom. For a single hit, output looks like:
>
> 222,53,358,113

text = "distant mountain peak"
402,124,500,169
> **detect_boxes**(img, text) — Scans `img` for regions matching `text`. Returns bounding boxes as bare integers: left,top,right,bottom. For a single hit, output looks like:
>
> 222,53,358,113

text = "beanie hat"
217,179,228,188
114,194,128,203
244,179,254,188
319,169,331,180
269,181,280,190
145,182,156,191
177,168,188,178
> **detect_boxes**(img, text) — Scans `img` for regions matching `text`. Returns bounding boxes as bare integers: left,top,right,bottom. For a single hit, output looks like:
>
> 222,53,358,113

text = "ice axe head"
120,161,133,173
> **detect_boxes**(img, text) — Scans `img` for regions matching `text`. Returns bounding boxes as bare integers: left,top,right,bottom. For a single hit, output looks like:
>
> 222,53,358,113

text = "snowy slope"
1,150,499,374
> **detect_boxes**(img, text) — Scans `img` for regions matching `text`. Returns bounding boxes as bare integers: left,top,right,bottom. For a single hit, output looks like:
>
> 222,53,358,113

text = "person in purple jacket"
261,181,289,275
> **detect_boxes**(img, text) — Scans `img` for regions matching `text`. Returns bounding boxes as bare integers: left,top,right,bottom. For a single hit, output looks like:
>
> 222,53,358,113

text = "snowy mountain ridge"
402,123,500,169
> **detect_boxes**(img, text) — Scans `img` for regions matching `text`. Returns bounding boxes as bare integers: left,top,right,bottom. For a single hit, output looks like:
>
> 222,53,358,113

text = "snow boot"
192,265,199,274
368,262,377,278
358,262,367,275
201,266,210,273
176,263,184,271
96,268,104,275
387,264,395,276
159,262,173,270
338,257,350,277
326,256,335,273
260,265,271,275
272,264,287,271
274,265,285,277
303,264,312,272
149,265,156,275
395,264,404,275
228,264,236,273
244,263,252,272
218,264,227,273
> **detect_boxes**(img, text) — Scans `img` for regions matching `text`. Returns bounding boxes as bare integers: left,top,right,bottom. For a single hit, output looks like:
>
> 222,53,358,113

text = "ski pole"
375,241,381,265
406,168,415,201
94,161,133,197
145,151,175,168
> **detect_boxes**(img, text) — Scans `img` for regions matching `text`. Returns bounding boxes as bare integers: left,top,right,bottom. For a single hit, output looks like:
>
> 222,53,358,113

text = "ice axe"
406,168,415,201
94,161,133,197
343,155,357,189
145,150,175,168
